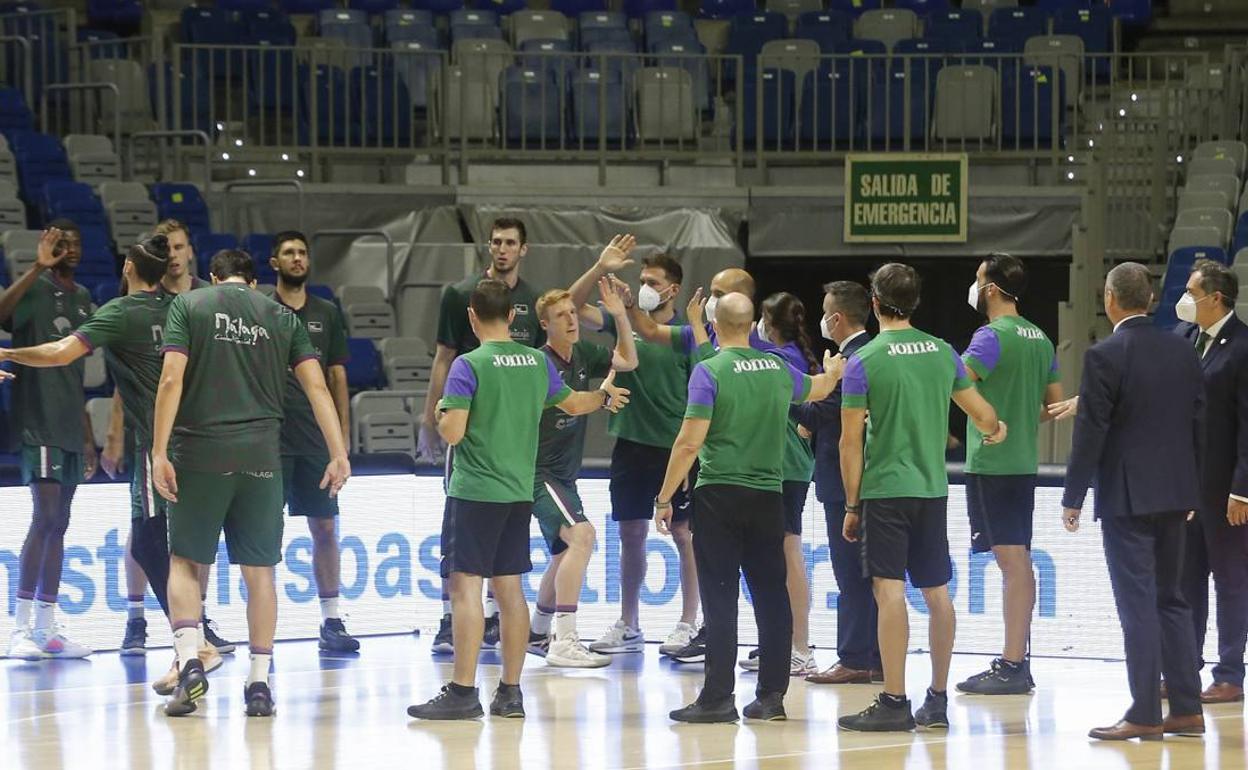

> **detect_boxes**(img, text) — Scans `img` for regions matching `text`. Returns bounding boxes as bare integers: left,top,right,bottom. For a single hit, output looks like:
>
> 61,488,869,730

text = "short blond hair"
536,288,572,321
153,219,190,239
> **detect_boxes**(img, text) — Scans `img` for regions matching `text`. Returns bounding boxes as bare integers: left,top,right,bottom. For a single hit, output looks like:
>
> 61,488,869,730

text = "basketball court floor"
3,634,1244,770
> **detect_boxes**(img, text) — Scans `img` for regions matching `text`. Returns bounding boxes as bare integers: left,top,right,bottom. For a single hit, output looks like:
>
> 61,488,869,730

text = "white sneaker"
6,627,42,661
739,648,761,671
659,622,697,656
31,625,92,659
547,634,611,668
791,648,818,677
588,620,644,653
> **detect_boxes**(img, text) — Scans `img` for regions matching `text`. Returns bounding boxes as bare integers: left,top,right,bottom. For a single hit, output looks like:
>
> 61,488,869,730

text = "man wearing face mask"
1174,259,1248,705
566,250,702,657
956,253,1064,696
797,281,883,686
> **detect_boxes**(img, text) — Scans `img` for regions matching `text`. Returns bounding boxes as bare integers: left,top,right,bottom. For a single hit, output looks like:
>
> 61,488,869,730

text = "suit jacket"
796,331,871,504
1063,316,1204,517
1178,314,1248,513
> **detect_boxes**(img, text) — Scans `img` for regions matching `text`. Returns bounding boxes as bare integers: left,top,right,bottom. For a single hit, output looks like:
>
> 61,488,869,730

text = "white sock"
127,598,145,621
33,600,55,632
554,611,577,641
441,599,452,615
249,652,272,685
531,606,554,636
14,597,32,628
173,626,200,668
319,595,340,621
485,595,498,618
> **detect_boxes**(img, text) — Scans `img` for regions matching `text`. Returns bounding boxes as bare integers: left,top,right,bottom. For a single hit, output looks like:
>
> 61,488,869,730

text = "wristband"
845,502,862,514
654,497,672,509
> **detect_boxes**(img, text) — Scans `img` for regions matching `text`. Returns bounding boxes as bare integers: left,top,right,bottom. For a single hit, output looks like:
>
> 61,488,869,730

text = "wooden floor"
3,634,1245,770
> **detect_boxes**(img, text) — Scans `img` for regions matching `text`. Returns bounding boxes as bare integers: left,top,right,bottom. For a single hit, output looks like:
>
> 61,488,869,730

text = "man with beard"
420,218,544,654
0,222,96,659
272,231,357,652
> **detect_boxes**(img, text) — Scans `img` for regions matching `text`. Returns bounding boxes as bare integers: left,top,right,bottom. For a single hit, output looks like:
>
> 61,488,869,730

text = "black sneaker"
319,618,360,653
955,658,1032,695
670,695,738,723
482,614,501,650
915,688,949,729
244,681,275,717
121,617,147,656
526,631,549,658
431,614,454,655
165,658,209,717
202,618,236,655
838,694,916,732
668,627,707,664
490,684,525,718
407,685,484,720
742,692,786,721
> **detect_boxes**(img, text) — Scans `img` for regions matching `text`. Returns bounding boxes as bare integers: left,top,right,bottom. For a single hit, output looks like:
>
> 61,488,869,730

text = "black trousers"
1181,507,1248,687
693,484,792,701
130,513,171,618
824,501,880,671
1101,512,1202,725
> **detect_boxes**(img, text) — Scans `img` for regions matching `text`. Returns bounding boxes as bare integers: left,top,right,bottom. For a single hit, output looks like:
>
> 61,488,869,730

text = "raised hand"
596,234,637,273
686,287,706,326
598,276,626,318
35,227,66,270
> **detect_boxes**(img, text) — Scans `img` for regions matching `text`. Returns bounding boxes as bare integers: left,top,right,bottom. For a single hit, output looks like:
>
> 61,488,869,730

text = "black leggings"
130,514,171,618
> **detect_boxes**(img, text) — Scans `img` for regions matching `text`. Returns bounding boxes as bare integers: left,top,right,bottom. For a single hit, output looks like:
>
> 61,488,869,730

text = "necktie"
1196,331,1211,357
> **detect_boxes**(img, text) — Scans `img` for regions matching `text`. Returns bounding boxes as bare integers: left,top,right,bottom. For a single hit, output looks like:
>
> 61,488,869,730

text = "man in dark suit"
797,281,882,685
1176,259,1248,704
1062,262,1206,741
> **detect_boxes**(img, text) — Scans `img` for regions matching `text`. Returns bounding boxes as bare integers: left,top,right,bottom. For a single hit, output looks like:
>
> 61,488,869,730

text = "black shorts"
609,438,693,523
439,497,533,579
782,481,810,536
283,455,340,519
966,474,1036,553
861,497,952,589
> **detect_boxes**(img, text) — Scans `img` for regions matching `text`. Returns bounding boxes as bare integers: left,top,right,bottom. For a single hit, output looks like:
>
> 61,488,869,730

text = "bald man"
654,293,844,722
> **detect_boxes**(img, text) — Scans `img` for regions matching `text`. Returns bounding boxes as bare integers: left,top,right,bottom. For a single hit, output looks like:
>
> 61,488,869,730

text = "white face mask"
820,314,835,341
637,284,663,312
1175,292,1209,324
704,295,719,323
967,280,984,312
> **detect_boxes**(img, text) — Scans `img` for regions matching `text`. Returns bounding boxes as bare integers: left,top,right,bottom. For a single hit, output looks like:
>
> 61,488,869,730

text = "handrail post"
127,130,213,186
40,82,121,158
311,229,397,310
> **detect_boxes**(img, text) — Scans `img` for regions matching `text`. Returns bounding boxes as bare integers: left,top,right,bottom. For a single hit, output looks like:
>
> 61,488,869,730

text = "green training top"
842,328,972,500
161,283,317,473
3,271,92,451
685,347,812,493
436,273,545,355
962,315,1060,475
536,313,615,482
277,293,350,458
441,340,573,503
608,313,690,449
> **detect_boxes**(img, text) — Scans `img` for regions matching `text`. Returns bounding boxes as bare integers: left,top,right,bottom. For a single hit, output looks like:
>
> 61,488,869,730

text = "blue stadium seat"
798,61,858,148
384,10,438,44
581,25,634,50
86,0,142,33
92,281,119,307
480,0,527,15
349,0,402,11
242,9,297,45
1054,7,1111,79
393,40,441,111
520,39,575,85
411,0,466,12
585,40,642,84
1106,0,1151,26
280,0,337,13
346,338,383,389
570,69,628,146
217,0,274,11
643,10,697,49
42,180,107,230
450,10,503,43
450,6,498,25
795,11,852,52
242,234,277,283
988,8,1047,49
320,10,375,67
319,8,369,27
652,40,712,113
832,38,888,84
625,0,677,17
151,183,212,238
892,0,949,12
0,87,34,134
502,67,564,147
247,40,300,113
77,29,124,59
305,63,349,146
578,11,629,48
554,0,607,15
1153,285,1183,330
191,233,240,278
827,0,881,15
1234,213,1248,259
1165,247,1227,291
699,0,756,19
2,5,67,101
724,11,789,78
10,131,71,213
923,9,981,45
309,284,336,302
180,7,246,79
1001,66,1065,149
148,63,213,136
739,67,795,149
867,63,934,146
349,66,412,146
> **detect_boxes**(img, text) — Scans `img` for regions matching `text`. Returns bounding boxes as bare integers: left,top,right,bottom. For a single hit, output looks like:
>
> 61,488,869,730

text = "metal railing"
40,82,120,155
222,178,305,232
311,229,395,301
127,130,213,187
0,7,77,104
0,35,32,104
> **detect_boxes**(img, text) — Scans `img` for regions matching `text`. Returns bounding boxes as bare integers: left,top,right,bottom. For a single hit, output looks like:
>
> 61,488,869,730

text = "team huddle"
0,216,1068,730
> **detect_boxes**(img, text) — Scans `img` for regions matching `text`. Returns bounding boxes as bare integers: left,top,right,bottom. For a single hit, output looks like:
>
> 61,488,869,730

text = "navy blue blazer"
1062,316,1205,518
796,331,871,504
1178,314,1248,513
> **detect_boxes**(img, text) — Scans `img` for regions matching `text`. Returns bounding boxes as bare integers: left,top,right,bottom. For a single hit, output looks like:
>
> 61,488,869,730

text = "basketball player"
527,280,637,667
152,249,350,717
